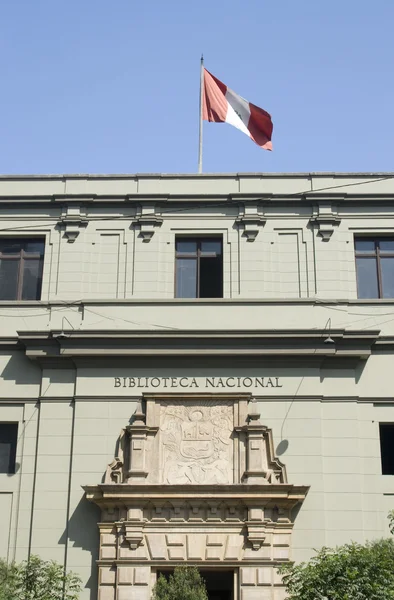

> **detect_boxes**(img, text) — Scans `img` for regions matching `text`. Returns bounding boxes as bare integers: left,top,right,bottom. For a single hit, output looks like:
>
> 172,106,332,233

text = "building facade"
0,172,393,600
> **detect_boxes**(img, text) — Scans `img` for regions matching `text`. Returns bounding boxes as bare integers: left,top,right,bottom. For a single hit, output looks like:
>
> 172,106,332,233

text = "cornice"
0,338,21,350
18,328,380,339
83,483,309,504
0,395,392,404
0,172,393,180
2,298,394,307
15,328,380,365
1,193,394,204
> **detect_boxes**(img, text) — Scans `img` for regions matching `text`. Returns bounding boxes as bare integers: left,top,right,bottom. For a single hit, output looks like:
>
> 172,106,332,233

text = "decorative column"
126,400,149,482
243,398,273,484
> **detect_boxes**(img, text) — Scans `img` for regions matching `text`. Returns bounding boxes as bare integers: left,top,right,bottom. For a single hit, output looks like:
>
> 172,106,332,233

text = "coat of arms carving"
160,401,233,484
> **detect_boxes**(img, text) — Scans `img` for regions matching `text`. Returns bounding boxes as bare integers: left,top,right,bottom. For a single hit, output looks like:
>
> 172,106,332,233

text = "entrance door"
200,570,233,600
157,569,234,600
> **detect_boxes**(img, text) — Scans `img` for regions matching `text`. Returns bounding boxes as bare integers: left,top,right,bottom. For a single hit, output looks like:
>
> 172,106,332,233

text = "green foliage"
389,510,394,536
279,538,394,600
152,566,208,600
0,555,81,600
0,558,19,600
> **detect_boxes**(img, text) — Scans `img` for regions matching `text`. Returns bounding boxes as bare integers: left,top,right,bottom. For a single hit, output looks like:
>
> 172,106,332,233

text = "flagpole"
198,54,204,173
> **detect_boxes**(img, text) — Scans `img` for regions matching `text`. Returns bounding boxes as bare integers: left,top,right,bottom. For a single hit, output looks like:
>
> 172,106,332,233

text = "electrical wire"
0,174,392,233
0,174,393,326
83,306,179,330
293,175,394,197
1,300,394,334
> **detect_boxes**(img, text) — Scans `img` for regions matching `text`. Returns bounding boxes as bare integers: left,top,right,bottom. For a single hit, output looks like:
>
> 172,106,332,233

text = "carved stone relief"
160,401,233,484
85,394,309,600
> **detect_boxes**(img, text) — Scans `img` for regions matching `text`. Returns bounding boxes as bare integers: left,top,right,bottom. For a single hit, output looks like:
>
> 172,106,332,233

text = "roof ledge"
16,328,380,365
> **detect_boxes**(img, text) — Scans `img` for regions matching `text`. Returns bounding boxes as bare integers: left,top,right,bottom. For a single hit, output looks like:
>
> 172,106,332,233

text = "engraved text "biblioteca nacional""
113,377,282,389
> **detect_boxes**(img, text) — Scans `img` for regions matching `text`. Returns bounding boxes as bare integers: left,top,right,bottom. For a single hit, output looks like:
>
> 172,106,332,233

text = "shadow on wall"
291,502,303,524
1,351,41,385
276,439,289,456
101,413,135,483
59,496,101,600
319,361,367,385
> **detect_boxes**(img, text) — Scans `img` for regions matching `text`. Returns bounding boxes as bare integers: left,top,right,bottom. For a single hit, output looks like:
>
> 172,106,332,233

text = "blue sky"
0,0,393,174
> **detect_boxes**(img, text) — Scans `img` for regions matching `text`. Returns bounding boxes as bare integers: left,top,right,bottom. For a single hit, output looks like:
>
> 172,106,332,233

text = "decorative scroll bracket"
309,201,342,241
131,202,163,242
246,524,266,550
57,205,88,243
124,524,144,550
235,202,266,242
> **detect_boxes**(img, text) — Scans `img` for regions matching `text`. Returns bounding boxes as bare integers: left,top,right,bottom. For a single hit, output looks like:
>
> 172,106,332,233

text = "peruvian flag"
202,68,273,150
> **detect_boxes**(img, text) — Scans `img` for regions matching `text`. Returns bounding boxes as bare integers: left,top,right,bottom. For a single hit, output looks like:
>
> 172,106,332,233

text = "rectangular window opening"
379,423,394,475
175,237,223,299
0,423,18,474
0,238,45,301
355,237,394,299
157,569,234,600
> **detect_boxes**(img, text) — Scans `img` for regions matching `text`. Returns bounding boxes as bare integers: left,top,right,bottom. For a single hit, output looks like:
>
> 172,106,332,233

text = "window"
175,238,223,298
0,238,45,300
355,238,394,299
379,423,394,475
0,423,18,474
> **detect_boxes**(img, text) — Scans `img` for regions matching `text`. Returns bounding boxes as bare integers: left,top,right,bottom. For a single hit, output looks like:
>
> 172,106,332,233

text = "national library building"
0,172,393,600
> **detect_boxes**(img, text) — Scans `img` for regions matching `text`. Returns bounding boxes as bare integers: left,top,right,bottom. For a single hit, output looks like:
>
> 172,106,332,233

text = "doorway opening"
157,569,234,600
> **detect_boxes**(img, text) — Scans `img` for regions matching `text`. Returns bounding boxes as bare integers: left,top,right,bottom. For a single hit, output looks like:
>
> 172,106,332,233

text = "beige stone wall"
1,366,393,598
0,173,393,598
0,172,391,304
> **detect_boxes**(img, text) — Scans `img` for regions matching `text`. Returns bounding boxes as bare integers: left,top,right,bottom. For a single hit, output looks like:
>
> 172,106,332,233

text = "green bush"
0,555,81,600
279,538,394,600
152,566,208,600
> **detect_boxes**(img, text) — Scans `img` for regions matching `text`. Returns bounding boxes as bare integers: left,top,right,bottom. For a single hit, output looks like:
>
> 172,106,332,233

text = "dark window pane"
176,258,197,298
22,258,43,300
24,240,45,255
0,240,23,255
0,259,19,300
356,257,379,298
355,239,376,253
380,257,394,298
379,423,394,475
379,239,394,253
176,240,197,256
200,256,223,298
0,423,18,474
200,240,222,256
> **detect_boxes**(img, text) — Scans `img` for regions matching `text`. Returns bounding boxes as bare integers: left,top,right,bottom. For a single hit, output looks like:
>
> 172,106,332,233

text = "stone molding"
131,202,163,242
17,328,380,364
98,393,290,487
309,200,342,241
235,202,266,242
85,394,309,600
56,205,88,242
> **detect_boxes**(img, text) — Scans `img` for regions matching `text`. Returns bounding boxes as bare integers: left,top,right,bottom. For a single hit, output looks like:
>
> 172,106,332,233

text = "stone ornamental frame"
84,394,309,600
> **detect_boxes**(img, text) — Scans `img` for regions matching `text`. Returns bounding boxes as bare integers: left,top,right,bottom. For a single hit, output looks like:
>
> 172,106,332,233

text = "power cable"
83,306,179,330
0,174,392,233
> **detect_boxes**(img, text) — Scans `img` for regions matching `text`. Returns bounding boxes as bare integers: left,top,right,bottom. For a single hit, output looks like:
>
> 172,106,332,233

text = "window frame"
0,238,45,301
355,237,394,299
174,236,223,299
0,422,18,475
379,422,394,475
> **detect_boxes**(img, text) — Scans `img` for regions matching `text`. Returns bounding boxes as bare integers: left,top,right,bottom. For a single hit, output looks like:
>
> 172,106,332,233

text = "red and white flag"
202,68,273,150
